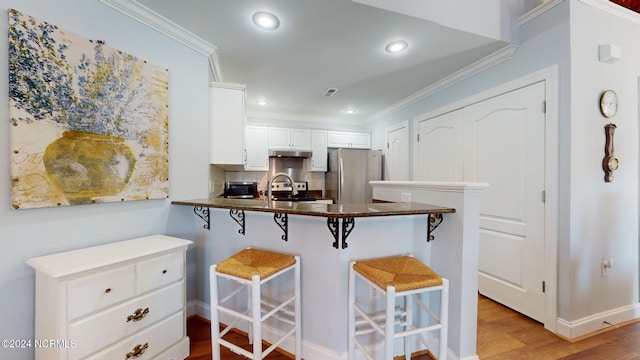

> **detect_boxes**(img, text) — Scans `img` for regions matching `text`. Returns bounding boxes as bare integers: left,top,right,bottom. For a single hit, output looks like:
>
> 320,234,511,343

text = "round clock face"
600,90,618,118
608,156,619,171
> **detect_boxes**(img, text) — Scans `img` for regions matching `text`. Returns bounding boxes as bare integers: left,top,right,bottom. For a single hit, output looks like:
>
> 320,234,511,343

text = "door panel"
386,122,409,180
464,82,546,322
415,110,463,181
415,81,546,322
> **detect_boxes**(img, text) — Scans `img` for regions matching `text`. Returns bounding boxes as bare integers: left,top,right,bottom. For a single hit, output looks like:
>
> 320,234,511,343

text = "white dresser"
26,235,192,360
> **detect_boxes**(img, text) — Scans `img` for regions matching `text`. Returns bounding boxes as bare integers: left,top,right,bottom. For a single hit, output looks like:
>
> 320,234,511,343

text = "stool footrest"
394,324,443,339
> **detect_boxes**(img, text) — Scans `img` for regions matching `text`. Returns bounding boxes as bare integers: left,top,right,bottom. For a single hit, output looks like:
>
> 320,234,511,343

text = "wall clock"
600,90,618,118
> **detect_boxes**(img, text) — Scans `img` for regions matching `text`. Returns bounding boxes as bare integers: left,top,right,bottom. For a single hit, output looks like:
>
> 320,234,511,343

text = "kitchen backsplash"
209,165,324,197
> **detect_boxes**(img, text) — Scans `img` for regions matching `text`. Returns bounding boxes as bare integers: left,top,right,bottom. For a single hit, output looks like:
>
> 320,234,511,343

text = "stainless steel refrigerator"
325,148,382,205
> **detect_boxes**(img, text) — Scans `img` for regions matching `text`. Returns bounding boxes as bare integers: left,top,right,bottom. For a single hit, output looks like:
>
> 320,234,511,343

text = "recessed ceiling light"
343,108,357,114
256,99,269,106
252,11,280,30
385,40,408,53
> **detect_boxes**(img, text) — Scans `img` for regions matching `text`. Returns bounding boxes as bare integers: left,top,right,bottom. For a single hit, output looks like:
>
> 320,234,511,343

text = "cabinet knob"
162,269,167,274
126,343,148,359
105,288,112,294
126,307,150,322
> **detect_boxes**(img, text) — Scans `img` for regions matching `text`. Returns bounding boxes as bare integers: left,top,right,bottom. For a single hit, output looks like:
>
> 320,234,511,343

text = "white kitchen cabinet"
26,235,192,360
327,130,371,149
210,82,246,169
309,130,328,171
245,125,269,171
269,127,312,150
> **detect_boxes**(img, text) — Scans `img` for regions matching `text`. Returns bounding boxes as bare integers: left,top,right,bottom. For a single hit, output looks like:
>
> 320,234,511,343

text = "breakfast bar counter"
171,197,455,217
172,182,486,360
172,198,455,249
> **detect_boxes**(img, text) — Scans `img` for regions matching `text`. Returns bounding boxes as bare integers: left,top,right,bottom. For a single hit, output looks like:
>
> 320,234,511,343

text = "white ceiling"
132,0,540,125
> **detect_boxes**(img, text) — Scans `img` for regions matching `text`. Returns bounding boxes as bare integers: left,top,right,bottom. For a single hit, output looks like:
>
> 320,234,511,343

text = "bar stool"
348,255,449,360
210,248,301,360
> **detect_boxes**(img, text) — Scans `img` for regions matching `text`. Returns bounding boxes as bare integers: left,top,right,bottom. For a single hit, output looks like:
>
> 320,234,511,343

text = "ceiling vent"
323,88,339,97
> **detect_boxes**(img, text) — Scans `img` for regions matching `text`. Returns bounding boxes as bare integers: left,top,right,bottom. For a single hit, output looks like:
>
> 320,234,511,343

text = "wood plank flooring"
476,295,640,360
187,295,640,359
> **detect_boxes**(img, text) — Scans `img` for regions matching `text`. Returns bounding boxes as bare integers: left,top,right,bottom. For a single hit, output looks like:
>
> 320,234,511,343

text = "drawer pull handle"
105,288,112,294
126,307,150,322
125,342,148,359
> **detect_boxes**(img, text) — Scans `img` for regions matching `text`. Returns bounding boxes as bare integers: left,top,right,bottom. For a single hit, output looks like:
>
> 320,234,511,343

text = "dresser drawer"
68,281,184,359
137,251,184,294
85,310,185,360
67,264,135,320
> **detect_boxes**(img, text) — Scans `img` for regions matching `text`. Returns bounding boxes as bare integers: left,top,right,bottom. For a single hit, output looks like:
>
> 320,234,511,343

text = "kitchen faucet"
267,172,298,200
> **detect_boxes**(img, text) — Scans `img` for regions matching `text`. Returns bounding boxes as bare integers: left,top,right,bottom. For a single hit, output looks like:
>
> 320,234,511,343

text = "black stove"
270,181,316,201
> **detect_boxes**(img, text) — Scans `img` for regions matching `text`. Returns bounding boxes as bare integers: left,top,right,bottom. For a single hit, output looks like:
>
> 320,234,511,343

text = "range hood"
269,149,312,158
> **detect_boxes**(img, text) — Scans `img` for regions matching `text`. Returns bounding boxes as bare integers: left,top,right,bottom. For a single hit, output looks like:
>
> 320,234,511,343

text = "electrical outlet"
400,193,411,203
601,257,613,277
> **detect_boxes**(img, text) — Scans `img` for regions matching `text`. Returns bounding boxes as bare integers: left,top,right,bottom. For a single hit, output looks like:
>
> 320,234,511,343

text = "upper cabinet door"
269,127,311,150
209,83,246,167
291,128,312,149
269,127,291,149
245,126,269,171
327,131,371,149
349,132,371,149
309,130,327,171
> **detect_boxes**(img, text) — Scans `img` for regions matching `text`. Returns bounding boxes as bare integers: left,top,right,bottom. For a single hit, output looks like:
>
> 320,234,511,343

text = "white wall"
0,1,210,359
369,0,640,331
567,0,639,322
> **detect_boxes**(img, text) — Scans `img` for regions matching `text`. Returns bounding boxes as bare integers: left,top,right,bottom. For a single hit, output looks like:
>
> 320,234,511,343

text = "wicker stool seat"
210,248,301,360
349,255,449,360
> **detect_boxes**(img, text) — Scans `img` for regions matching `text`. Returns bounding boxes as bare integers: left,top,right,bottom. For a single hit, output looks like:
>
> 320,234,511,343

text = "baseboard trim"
556,303,640,340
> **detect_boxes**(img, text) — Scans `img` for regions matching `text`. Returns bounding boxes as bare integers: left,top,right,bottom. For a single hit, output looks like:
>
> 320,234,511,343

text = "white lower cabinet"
26,235,192,360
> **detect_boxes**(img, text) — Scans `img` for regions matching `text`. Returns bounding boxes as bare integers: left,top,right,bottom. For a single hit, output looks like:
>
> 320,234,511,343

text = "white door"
385,121,410,180
464,81,546,322
414,109,464,181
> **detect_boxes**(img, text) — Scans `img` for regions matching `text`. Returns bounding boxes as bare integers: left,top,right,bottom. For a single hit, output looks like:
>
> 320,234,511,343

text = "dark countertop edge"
171,199,455,219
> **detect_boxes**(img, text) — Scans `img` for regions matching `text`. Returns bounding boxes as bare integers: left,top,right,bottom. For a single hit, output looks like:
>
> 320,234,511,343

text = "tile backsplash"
210,165,324,197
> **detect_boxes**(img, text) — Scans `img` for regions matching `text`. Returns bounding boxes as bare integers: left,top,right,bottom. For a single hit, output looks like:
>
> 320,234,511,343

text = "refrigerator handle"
339,156,344,201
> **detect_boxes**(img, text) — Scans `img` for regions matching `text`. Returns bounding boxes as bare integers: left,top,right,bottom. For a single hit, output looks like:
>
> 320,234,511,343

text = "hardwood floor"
187,295,640,359
476,295,640,360
186,317,295,360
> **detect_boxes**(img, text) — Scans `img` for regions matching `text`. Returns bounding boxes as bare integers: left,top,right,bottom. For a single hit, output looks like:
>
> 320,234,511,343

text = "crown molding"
518,0,564,26
98,0,224,80
365,44,518,124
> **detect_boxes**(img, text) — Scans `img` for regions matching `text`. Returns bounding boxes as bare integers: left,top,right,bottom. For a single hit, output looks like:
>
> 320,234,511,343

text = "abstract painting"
8,9,169,209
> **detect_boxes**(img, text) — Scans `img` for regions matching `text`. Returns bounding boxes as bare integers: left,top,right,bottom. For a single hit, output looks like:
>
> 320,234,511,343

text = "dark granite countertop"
171,197,455,218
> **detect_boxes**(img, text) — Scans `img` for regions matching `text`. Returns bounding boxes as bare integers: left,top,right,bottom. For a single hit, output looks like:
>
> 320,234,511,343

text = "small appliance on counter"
223,182,260,199
269,181,316,202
